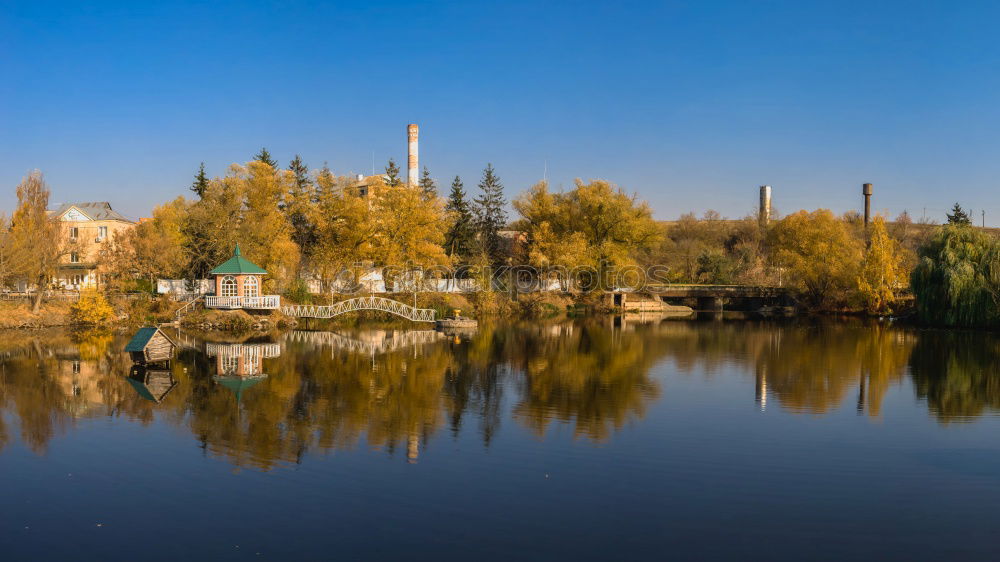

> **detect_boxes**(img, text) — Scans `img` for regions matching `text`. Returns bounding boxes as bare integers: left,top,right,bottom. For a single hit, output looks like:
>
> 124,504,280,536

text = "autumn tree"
513,180,660,288
367,179,449,272
444,176,476,260
768,209,864,309
857,216,907,314
473,163,507,265
102,197,190,291
9,171,63,312
235,161,300,291
313,173,374,289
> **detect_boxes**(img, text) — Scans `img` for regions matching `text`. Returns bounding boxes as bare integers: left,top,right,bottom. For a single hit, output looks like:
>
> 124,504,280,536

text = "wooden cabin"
125,327,176,364
127,365,178,403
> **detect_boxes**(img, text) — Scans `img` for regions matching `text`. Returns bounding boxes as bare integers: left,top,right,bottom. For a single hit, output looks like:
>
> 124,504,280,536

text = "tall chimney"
862,183,873,227
759,185,772,225
407,123,419,187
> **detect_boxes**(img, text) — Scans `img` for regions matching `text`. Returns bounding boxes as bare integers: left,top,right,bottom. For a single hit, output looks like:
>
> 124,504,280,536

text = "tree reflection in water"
0,319,998,468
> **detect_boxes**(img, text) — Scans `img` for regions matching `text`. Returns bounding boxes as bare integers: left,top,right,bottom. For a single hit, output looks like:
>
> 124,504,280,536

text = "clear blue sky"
2,0,999,224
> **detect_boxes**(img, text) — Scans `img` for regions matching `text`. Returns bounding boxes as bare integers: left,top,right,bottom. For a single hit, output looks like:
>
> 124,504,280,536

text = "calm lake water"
2,316,1000,560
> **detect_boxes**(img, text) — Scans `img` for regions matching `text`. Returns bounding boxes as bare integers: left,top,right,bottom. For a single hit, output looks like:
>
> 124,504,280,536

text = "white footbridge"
281,296,436,323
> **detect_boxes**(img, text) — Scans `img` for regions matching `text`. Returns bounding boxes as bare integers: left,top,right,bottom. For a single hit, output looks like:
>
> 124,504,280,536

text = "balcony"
204,295,281,310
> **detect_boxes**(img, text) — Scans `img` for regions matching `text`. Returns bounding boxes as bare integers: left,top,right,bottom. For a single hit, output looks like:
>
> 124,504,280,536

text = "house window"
69,227,79,239
70,252,79,263
243,276,259,297
220,275,238,297
98,226,107,240
70,274,83,286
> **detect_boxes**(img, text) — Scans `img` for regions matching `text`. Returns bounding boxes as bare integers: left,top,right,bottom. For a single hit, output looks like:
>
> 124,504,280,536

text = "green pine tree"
445,176,476,259
473,163,508,264
286,155,316,262
190,162,209,198
419,166,437,200
316,162,334,204
254,147,278,169
384,158,402,187
947,203,972,225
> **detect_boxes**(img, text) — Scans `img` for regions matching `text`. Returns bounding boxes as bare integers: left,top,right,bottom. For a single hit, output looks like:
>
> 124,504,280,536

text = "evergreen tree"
286,155,316,259
947,203,972,225
190,162,209,198
445,176,476,259
473,163,508,264
316,162,334,204
384,158,402,187
419,166,436,199
253,147,278,169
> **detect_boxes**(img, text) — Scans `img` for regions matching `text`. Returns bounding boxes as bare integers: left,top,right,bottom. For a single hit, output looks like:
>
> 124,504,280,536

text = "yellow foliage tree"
70,290,115,325
857,215,906,314
513,180,660,289
768,209,863,309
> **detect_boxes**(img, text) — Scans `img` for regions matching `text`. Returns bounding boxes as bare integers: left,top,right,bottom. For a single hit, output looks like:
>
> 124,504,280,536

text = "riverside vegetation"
1,153,997,327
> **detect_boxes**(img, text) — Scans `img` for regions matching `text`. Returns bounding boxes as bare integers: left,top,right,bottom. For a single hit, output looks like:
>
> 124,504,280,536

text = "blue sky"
2,0,999,223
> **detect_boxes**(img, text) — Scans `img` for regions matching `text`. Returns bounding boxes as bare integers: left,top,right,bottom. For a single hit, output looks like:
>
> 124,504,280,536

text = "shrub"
70,290,116,326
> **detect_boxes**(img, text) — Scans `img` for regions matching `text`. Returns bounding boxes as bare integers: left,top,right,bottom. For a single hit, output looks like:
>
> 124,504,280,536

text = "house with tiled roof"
49,201,135,289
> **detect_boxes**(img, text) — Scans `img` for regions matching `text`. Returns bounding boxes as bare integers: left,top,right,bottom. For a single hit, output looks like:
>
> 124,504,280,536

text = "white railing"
205,342,282,359
205,295,281,310
282,296,436,322
174,294,204,321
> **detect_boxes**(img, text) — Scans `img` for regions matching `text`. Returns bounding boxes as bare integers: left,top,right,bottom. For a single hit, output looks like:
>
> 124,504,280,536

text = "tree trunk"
31,277,43,313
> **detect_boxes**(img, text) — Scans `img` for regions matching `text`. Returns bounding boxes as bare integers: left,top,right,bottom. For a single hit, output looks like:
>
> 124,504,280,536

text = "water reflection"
1,320,1000,468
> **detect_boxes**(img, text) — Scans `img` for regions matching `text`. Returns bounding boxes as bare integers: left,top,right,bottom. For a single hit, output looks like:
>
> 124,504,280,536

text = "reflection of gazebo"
127,365,178,403
213,374,268,403
205,342,281,377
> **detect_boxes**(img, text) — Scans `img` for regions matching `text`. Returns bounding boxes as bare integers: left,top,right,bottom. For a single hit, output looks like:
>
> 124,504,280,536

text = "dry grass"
0,300,73,329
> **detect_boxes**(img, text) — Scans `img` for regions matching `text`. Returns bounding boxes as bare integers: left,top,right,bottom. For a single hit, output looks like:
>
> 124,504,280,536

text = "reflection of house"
49,202,135,289
126,365,177,403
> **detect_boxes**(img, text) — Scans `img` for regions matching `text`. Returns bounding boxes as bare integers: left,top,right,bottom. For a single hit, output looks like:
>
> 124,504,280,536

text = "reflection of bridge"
285,330,445,355
644,284,792,311
281,296,436,322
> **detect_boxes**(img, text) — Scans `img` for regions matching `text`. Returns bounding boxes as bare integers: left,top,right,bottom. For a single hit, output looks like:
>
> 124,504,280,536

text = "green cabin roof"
209,244,268,275
125,327,160,352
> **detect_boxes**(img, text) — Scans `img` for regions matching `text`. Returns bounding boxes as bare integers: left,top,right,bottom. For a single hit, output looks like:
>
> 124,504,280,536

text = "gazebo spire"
234,243,241,257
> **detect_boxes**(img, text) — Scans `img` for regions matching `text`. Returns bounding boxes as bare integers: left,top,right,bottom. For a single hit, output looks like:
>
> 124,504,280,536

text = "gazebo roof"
209,244,267,275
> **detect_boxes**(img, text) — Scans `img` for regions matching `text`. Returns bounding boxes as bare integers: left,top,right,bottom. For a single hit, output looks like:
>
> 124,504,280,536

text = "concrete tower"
407,124,419,187
759,185,772,225
862,183,873,227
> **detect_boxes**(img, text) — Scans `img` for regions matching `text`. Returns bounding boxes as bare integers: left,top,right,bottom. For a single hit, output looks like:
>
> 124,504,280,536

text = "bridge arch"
281,296,436,322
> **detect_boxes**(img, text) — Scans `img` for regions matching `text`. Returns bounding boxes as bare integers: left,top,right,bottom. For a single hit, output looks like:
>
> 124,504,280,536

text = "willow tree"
911,224,1000,327
857,216,907,314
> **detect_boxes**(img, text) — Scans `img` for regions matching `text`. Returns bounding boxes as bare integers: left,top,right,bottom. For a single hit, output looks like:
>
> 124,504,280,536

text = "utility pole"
983,210,986,228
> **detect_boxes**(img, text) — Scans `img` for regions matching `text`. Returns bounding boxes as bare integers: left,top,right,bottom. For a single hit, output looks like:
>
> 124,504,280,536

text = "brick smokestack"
759,185,771,226
407,124,419,187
